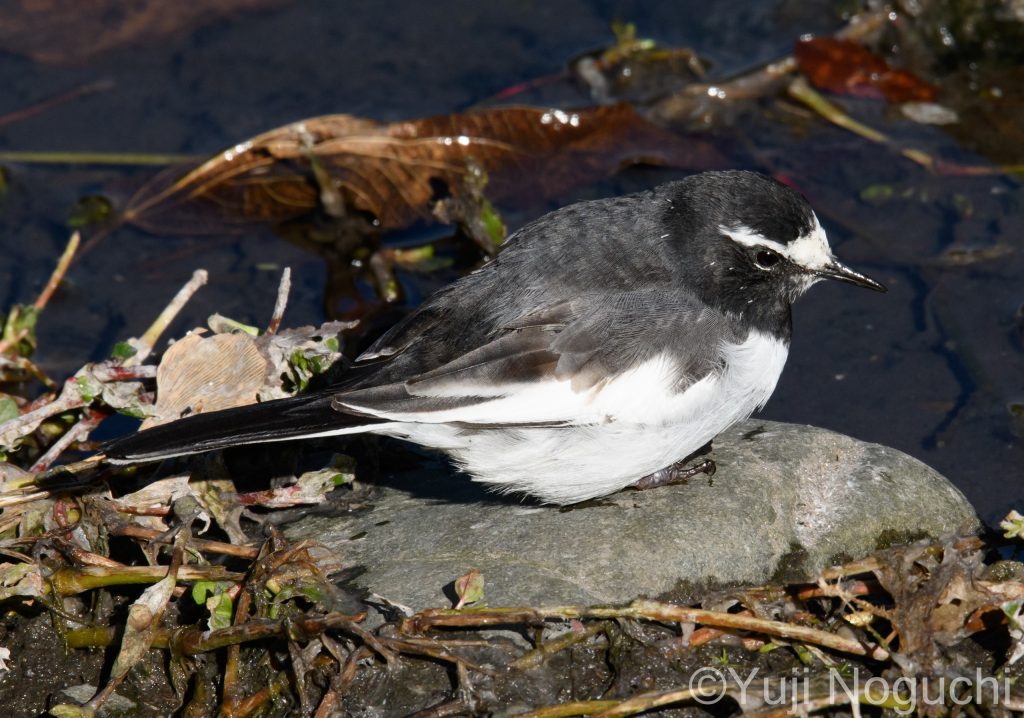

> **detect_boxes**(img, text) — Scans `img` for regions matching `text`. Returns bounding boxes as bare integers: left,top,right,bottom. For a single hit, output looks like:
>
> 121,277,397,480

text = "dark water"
0,1,1020,523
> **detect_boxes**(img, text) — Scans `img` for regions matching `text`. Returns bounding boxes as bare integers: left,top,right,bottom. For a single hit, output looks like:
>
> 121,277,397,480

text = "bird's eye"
755,249,781,270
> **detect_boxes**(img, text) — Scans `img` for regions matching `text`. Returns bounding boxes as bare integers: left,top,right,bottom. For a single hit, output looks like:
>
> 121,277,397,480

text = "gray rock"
58,685,137,716
286,420,979,610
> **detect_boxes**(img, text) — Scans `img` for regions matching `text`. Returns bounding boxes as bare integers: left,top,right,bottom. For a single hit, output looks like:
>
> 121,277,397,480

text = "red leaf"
794,37,938,103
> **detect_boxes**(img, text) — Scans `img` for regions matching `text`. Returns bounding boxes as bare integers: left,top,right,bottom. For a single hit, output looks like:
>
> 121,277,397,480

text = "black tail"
103,391,382,463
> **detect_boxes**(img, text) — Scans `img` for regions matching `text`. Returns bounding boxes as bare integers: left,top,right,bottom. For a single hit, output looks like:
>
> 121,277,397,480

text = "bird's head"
661,171,885,330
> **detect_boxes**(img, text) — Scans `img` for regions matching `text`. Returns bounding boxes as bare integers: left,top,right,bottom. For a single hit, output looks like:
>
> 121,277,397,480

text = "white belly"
382,330,790,504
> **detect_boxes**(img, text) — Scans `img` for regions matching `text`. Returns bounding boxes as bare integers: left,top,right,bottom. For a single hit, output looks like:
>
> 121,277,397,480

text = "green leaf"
191,581,216,604
0,397,19,423
191,580,234,605
860,184,895,204
75,374,102,404
479,200,506,248
67,194,113,228
2,304,39,358
453,568,484,609
205,592,234,631
110,341,137,359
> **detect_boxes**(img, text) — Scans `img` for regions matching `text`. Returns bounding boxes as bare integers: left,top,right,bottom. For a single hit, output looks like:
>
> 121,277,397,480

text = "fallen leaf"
110,565,177,675
124,104,722,235
143,331,267,429
794,37,938,103
453,568,484,609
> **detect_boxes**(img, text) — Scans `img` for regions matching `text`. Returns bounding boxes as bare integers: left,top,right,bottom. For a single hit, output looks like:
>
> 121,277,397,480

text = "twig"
593,685,718,718
408,699,472,718
221,546,259,716
409,599,889,660
0,80,114,129
0,150,199,166
0,377,89,448
0,232,80,359
0,459,104,508
233,671,290,718
786,76,1024,176
129,269,208,365
0,326,31,361
107,522,259,559
0,270,204,450
369,251,400,303
647,4,890,126
312,645,371,718
795,579,876,600
33,231,80,310
513,699,620,718
380,636,493,675
173,612,368,655
90,363,157,382
30,407,107,473
817,536,982,580
511,621,608,670
265,267,291,336
52,538,124,569
0,363,145,451
48,564,244,596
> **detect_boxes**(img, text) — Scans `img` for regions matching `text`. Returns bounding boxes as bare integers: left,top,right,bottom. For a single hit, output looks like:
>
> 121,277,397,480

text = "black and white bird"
104,170,885,504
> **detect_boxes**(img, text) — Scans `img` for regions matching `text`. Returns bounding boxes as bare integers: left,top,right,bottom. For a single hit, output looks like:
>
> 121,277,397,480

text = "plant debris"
0,257,1019,716
121,104,720,242
794,37,939,103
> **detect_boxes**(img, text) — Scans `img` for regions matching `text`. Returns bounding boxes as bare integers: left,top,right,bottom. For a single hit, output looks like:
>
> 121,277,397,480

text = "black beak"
813,259,887,292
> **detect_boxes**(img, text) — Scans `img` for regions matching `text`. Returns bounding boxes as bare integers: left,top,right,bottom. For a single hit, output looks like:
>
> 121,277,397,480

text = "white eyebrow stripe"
719,213,834,270
719,225,788,254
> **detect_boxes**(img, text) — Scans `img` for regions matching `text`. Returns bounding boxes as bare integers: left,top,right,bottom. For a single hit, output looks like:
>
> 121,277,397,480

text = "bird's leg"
630,441,715,491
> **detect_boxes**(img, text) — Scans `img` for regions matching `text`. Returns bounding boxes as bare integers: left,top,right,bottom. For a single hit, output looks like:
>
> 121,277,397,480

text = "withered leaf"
107,549,180,689
124,104,722,235
143,331,267,429
794,37,938,103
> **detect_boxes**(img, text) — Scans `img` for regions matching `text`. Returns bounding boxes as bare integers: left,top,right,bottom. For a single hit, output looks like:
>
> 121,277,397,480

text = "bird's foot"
630,442,716,491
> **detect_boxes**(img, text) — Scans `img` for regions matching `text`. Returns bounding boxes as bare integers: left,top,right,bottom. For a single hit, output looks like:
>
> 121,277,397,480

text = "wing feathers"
332,289,738,427
104,393,383,462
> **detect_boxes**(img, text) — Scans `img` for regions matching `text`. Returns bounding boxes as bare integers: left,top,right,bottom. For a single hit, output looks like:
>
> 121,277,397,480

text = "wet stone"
285,420,979,610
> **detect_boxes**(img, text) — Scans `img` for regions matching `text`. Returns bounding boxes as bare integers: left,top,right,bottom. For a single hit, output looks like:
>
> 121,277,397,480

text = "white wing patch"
721,212,833,271
367,330,791,503
338,353,700,426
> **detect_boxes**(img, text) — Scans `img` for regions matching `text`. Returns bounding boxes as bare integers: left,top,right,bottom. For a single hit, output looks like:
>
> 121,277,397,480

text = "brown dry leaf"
143,331,266,429
873,539,985,674
109,564,178,672
794,37,939,103
0,0,288,65
123,104,722,235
